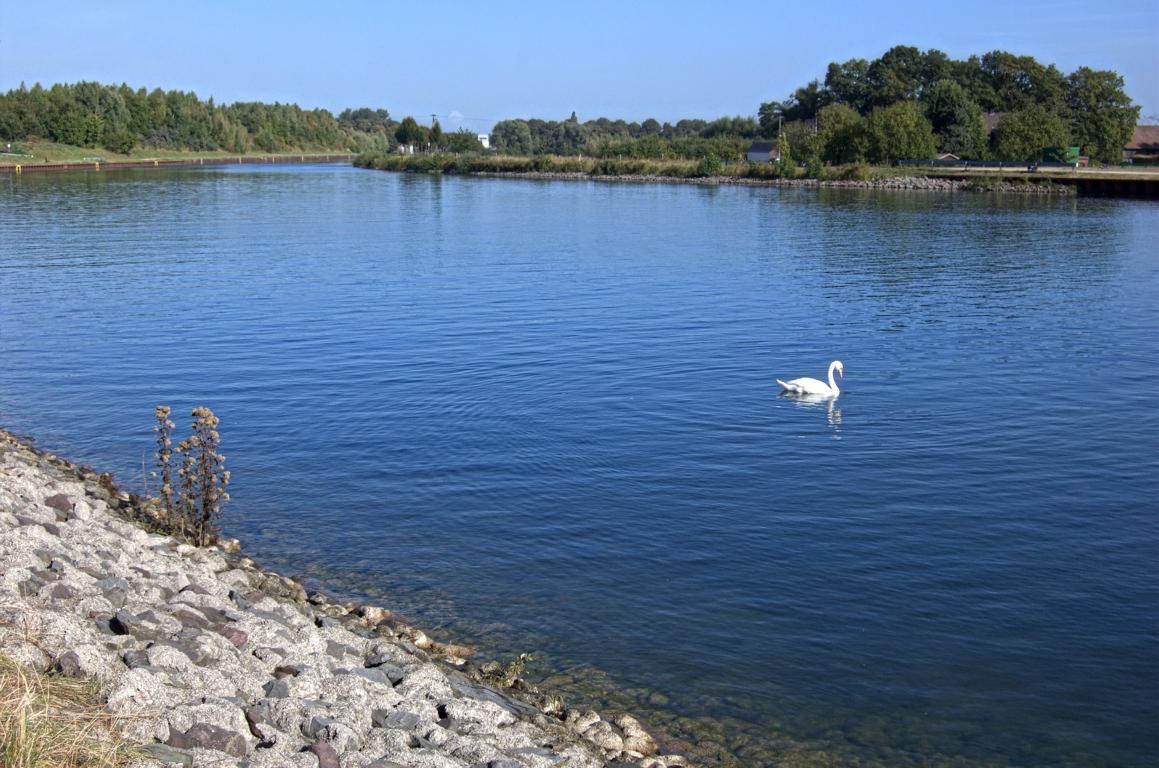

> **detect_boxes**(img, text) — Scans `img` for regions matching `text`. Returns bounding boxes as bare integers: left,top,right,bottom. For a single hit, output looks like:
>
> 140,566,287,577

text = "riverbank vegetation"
354,150,888,182
478,46,1138,167
0,654,136,767
0,82,394,156
2,46,1139,172
756,47,1139,165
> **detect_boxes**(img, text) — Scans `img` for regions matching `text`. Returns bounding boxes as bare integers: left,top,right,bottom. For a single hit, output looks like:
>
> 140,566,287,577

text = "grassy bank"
362,153,1159,196
0,140,352,166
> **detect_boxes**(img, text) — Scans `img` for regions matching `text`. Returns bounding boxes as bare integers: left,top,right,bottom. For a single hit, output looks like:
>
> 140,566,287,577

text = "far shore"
0,152,354,174
6,143,1156,196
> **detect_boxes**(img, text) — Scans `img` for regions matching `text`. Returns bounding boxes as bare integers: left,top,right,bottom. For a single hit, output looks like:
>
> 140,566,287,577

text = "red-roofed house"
1123,125,1159,163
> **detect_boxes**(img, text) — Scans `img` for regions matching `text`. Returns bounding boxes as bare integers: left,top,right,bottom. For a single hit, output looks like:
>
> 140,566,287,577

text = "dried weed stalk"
152,405,229,547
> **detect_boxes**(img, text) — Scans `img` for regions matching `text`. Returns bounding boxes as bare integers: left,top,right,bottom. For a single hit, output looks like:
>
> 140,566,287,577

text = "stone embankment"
0,430,684,768
470,171,1072,195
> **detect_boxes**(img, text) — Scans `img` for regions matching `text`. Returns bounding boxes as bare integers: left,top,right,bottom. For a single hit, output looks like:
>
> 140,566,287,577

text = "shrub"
695,153,724,177
804,156,824,179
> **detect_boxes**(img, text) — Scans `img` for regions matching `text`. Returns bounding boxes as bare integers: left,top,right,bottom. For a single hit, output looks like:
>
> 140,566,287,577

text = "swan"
777,360,843,397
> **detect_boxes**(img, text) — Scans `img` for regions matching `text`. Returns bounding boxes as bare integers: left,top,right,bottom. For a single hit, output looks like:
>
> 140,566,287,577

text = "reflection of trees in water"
757,189,1123,293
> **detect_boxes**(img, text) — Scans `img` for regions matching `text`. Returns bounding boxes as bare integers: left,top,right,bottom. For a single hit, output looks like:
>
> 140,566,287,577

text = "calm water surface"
1,165,1156,766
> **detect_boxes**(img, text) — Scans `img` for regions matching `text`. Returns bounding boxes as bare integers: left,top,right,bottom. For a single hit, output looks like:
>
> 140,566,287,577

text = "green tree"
980,51,1069,115
867,46,926,106
924,80,987,157
445,129,482,153
817,103,866,164
825,58,873,113
865,101,937,162
394,116,424,146
777,131,792,167
338,107,392,133
490,119,534,154
103,128,135,154
548,117,587,154
992,104,1070,161
429,119,444,150
759,80,828,131
49,103,90,146
1066,67,1139,164
782,120,820,163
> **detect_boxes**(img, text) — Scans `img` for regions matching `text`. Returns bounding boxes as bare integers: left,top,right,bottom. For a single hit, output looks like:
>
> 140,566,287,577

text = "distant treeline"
486,47,1139,165
2,46,1140,166
757,46,1139,165
488,113,758,161
0,82,396,154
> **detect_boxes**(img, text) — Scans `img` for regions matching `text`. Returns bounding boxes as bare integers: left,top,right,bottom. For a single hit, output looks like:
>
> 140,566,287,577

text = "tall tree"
924,80,987,157
816,103,866,164
865,101,937,162
825,58,873,113
394,116,424,146
952,55,1000,112
781,120,820,163
490,119,534,154
445,129,482,153
992,104,1070,161
980,51,1069,115
867,45,926,107
1066,67,1139,164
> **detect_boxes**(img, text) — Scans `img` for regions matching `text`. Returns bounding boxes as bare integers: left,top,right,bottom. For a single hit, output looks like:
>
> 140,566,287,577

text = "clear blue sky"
3,0,1156,131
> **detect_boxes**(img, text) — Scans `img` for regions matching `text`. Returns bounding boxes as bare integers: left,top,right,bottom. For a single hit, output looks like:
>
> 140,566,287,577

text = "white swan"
777,360,843,397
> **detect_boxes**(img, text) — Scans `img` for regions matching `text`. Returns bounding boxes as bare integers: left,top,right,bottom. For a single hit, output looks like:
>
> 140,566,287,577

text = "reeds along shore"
354,152,1075,194
0,429,685,768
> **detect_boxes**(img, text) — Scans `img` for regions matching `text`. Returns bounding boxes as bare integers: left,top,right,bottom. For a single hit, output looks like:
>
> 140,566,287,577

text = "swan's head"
833,360,844,378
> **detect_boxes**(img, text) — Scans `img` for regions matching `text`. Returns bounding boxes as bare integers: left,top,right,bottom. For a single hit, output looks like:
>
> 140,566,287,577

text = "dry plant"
175,406,229,547
0,655,138,767
152,405,175,523
151,405,230,546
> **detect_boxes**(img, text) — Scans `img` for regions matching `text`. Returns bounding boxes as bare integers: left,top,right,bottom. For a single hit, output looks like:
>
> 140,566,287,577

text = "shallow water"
1,165,1156,766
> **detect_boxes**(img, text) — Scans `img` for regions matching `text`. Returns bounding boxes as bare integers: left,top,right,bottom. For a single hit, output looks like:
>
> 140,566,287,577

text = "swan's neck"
828,362,840,394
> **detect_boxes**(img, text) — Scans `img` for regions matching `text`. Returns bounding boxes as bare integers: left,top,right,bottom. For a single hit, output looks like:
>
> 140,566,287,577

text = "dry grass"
0,655,138,767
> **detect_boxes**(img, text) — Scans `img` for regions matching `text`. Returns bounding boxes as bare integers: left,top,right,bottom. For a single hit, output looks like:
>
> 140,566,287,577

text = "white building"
477,134,491,150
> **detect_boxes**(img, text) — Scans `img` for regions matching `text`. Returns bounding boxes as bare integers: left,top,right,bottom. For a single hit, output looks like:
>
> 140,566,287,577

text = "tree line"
488,112,758,160
758,46,1139,164
2,46,1140,167
484,47,1138,166
0,82,398,154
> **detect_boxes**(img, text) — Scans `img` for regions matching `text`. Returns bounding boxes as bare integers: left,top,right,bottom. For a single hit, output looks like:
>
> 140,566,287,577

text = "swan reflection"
780,392,843,432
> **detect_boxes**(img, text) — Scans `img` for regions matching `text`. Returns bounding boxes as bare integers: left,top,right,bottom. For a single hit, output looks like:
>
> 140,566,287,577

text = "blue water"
1,165,1156,766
